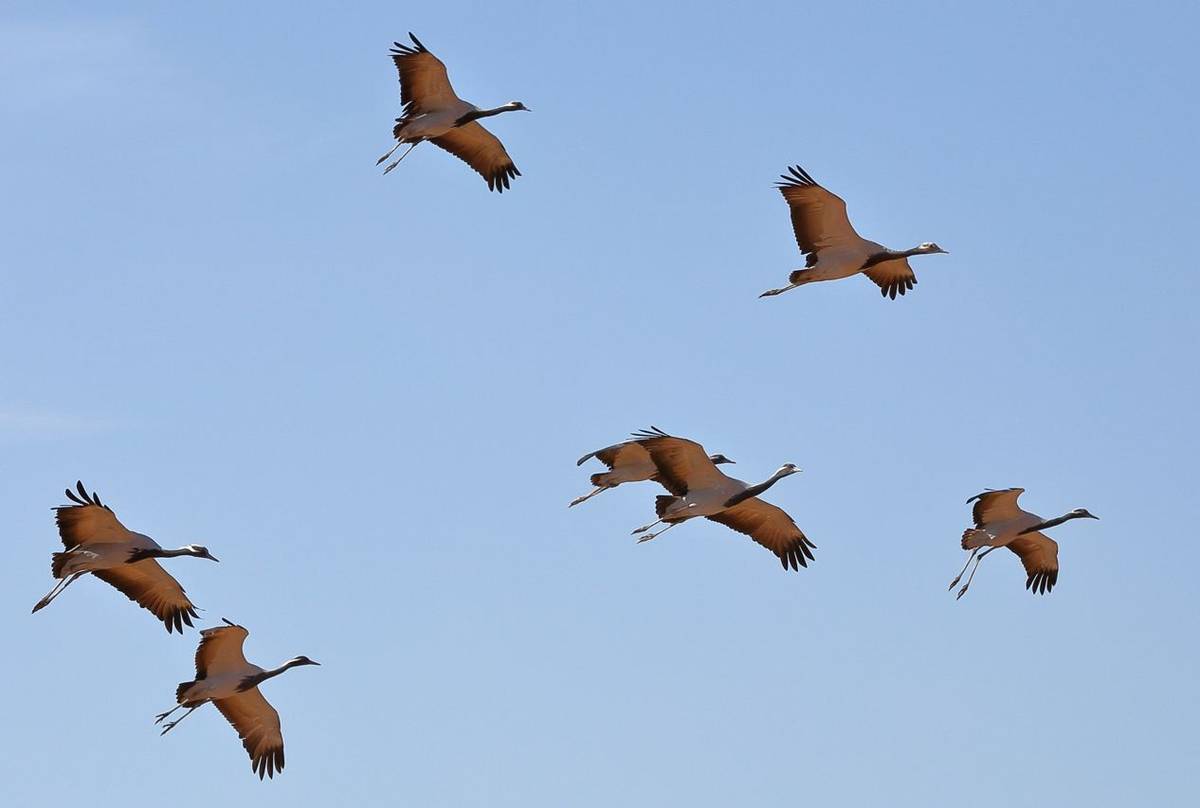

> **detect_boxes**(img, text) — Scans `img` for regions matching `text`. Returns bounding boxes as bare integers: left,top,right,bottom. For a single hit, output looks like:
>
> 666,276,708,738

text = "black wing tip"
775,164,819,190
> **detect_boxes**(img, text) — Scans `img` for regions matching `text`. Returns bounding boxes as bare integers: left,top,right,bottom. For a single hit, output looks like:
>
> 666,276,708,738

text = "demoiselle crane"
377,33,530,191
571,432,733,507
760,165,948,299
157,619,319,779
949,488,1099,599
627,428,815,571
31,482,217,633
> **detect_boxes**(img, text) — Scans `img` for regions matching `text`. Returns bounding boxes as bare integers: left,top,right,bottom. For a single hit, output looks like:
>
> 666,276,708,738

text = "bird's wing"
776,165,862,254
705,498,816,571
93,561,199,633
1006,532,1059,595
390,33,458,114
430,122,521,192
213,688,285,780
194,624,252,678
577,440,650,470
633,430,725,497
54,481,130,548
966,488,1026,527
862,257,916,300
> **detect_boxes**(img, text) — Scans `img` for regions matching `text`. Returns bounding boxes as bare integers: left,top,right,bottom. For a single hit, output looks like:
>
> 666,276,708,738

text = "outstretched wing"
577,440,650,470
194,623,251,678
1006,532,1059,595
213,688,286,779
776,165,862,255
430,122,521,192
706,498,816,571
632,428,726,497
862,257,916,300
55,481,131,548
966,488,1026,528
93,561,199,633
390,33,458,114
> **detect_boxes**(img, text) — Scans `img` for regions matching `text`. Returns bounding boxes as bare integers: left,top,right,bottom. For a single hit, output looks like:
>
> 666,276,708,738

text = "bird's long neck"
1020,511,1085,534
455,105,516,126
724,470,790,508
240,659,304,690
862,246,924,269
128,545,196,561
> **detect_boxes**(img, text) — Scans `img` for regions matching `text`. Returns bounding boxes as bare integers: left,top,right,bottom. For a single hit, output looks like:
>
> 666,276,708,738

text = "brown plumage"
34,482,204,633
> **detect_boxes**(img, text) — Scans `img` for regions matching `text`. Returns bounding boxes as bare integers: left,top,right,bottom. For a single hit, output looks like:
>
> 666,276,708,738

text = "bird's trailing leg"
376,140,403,165
159,706,199,736
381,141,421,175
569,487,608,508
154,704,184,725
955,547,996,600
31,572,85,613
947,548,980,591
631,517,662,535
759,283,801,298
636,521,679,543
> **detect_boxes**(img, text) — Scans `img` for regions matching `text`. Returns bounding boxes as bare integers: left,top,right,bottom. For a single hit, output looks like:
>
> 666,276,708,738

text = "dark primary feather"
213,689,286,780
1006,532,1060,595
93,564,199,633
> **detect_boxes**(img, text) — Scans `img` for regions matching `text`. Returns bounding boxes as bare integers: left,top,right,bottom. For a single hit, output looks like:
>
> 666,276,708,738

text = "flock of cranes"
28,31,1101,782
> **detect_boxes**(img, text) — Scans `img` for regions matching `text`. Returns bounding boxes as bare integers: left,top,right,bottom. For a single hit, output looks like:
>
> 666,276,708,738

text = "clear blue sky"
2,1,1198,805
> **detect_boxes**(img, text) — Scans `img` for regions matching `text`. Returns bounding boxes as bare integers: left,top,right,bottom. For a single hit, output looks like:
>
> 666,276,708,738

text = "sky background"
2,1,1198,805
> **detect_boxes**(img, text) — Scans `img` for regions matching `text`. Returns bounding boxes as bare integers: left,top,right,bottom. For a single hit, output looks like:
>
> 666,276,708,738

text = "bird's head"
708,453,736,465
776,463,802,477
288,656,321,668
917,242,948,255
1071,508,1099,520
507,101,531,112
187,544,219,562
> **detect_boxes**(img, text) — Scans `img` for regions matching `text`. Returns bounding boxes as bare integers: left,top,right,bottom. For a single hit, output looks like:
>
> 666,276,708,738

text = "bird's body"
157,620,319,780
950,488,1099,598
760,165,947,299
378,33,530,191
31,482,218,632
624,428,815,571
570,433,733,507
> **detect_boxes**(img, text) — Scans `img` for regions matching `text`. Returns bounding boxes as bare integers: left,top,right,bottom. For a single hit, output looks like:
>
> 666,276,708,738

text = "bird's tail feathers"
961,528,991,550
175,681,197,705
655,495,680,518
51,551,71,578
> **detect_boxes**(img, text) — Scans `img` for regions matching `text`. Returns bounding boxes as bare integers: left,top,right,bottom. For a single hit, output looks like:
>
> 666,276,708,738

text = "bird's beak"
208,554,220,562
310,660,322,666
1087,513,1100,520
938,247,950,254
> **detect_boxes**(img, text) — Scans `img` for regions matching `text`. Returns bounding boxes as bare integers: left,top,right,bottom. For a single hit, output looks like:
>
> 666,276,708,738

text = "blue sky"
2,1,1198,805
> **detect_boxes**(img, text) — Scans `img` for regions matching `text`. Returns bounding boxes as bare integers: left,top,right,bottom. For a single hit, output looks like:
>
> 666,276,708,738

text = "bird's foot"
955,585,970,601
759,288,782,298
947,575,962,591
567,497,585,508
636,533,659,543
153,711,172,725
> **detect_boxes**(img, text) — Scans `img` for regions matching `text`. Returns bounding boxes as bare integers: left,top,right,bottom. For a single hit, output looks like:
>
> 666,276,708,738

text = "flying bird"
760,165,948,299
571,432,733,507
31,481,218,632
949,488,1099,599
376,33,530,191
626,428,815,571
156,619,320,780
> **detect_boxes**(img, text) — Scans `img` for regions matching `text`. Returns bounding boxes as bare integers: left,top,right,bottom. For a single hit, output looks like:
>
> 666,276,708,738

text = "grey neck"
1019,512,1085,534
862,246,924,269
128,546,198,562
455,105,516,126
239,659,304,691
723,470,789,508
